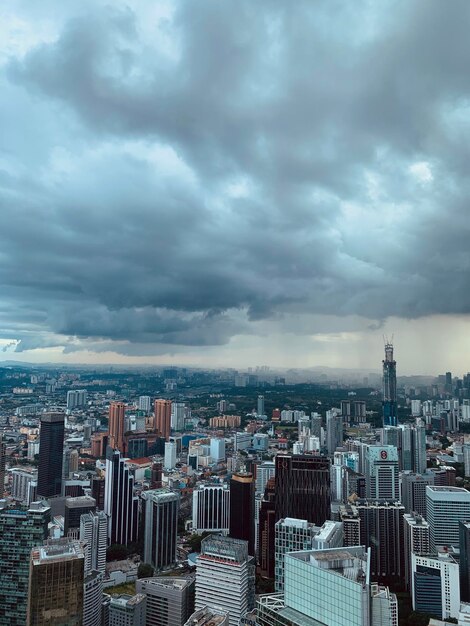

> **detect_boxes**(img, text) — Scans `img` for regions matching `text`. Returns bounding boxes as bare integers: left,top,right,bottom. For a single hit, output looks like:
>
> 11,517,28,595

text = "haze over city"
2,1,470,372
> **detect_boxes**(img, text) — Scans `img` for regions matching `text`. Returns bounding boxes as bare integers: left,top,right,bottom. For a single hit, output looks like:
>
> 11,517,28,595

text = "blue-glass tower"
383,342,397,427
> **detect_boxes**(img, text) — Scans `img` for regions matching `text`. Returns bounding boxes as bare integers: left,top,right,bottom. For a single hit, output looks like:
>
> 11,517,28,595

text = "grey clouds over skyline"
1,1,470,372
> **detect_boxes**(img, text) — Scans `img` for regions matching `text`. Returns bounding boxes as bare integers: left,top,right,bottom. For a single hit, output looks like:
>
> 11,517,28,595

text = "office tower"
0,434,5,496
80,510,108,574
403,513,430,590
445,371,453,394
383,341,397,427
340,400,351,421
209,437,225,462
11,467,38,504
400,471,434,516
230,472,255,555
355,499,405,582
426,485,470,551
192,483,230,534
340,504,361,546
185,607,229,626
0,502,50,625
64,495,96,535
274,518,319,591
257,395,265,416
136,577,195,626
104,447,139,545
412,551,460,621
171,403,186,431
370,584,399,626
353,400,367,422
139,395,152,414
460,521,470,602
91,476,106,509
155,399,172,441
275,454,331,525
37,412,65,498
258,478,276,578
67,389,87,410
326,410,343,455
27,539,85,626
235,432,252,451
195,536,255,626
413,418,427,474
141,489,179,571
109,594,147,626
310,413,322,439
365,445,399,500
109,401,126,452
83,570,104,626
255,461,275,496
164,441,177,470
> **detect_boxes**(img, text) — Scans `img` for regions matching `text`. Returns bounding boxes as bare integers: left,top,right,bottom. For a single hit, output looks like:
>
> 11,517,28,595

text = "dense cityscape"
1,346,470,624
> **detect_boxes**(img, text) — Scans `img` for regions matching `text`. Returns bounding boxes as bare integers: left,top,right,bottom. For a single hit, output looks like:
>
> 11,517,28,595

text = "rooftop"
287,546,370,585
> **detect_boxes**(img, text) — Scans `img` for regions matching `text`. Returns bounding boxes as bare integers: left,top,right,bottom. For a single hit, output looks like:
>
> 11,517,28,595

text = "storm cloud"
1,0,470,360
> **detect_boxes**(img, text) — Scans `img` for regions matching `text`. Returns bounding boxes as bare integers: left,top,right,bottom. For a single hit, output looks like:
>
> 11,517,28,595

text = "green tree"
137,563,154,579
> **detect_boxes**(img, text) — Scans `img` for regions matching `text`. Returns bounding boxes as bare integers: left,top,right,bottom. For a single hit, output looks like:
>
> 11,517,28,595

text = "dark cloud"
1,1,470,355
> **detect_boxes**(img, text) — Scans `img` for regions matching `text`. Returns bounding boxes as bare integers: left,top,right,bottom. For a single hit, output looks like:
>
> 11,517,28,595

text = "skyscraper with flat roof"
27,539,85,626
155,399,172,441
230,472,255,555
141,489,179,571
0,502,50,626
192,483,230,535
365,445,399,500
80,510,107,574
426,486,470,551
136,577,195,626
37,412,65,498
108,402,126,453
104,447,139,545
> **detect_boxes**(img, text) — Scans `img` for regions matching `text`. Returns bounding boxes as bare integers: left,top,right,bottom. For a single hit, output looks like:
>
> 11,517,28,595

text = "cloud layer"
1,0,470,359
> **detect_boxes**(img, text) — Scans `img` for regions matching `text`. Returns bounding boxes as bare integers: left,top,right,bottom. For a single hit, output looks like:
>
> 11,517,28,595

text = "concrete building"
210,438,226,462
11,467,38,504
80,510,107,574
255,461,275,496
136,577,195,626
109,402,126,453
192,483,230,535
274,518,319,592
138,396,152,414
365,445,399,501
412,551,460,621
83,570,104,626
104,447,139,546
403,512,430,590
27,539,85,626
195,536,255,626
155,399,172,441
141,489,179,571
0,501,50,626
184,607,228,626
164,441,177,470
64,495,96,535
109,594,147,626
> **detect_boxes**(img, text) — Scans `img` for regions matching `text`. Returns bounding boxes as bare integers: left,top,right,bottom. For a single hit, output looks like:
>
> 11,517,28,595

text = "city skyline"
2,2,470,372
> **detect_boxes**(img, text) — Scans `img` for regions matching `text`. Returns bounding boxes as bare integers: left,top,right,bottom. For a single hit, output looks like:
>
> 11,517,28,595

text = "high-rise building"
355,499,405,582
109,402,126,453
383,342,397,427
139,396,152,414
403,513,430,590
184,607,228,626
365,445,399,500
210,438,226,462
0,502,50,625
37,412,65,499
255,461,275,496
230,472,255,556
80,510,108,574
412,551,460,621
340,504,361,547
274,454,331,525
104,447,139,545
83,570,104,626
370,584,399,626
326,411,343,455
0,434,5,497
155,399,172,441
109,594,147,626
257,395,265,416
426,486,470,551
274,518,319,592
136,577,195,626
64,495,96,535
171,403,186,431
195,536,255,626
67,389,87,410
400,470,435,517
192,483,230,535
164,441,177,470
141,489,179,571
11,467,38,505
460,521,470,602
27,539,85,626
258,478,276,579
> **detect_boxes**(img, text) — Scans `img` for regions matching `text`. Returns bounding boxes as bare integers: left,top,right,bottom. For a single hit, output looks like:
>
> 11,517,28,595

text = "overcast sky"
1,1,470,374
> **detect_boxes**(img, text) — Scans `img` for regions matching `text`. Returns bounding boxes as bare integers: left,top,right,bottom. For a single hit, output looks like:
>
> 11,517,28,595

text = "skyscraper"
365,445,399,500
108,402,126,452
195,536,255,626
109,594,147,626
257,395,265,416
155,399,172,441
136,577,195,626
27,539,85,626
382,341,397,427
258,478,276,579
403,513,430,590
274,454,331,525
274,518,319,592
426,486,470,551
459,521,470,602
37,412,65,498
326,410,343,455
104,447,139,545
164,441,177,470
229,472,255,556
0,502,51,625
64,495,96,535
138,396,152,414
80,510,108,574
141,489,179,571
0,434,5,497
192,483,230,535
412,551,460,621
83,570,104,626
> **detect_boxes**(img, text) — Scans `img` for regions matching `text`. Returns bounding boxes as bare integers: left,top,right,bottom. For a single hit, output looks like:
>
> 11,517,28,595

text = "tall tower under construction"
383,341,397,427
